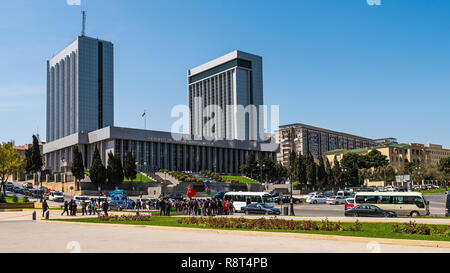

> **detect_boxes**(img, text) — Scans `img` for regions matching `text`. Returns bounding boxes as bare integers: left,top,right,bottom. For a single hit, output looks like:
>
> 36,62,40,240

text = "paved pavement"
0,220,449,253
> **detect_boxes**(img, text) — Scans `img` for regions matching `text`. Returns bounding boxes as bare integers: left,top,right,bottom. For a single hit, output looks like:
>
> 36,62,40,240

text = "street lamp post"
290,171,295,216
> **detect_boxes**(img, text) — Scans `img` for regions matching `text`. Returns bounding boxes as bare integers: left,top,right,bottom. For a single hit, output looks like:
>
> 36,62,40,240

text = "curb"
40,219,450,249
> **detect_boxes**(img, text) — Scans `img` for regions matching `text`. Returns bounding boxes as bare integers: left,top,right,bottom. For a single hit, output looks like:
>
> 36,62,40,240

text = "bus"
224,192,275,212
354,192,430,217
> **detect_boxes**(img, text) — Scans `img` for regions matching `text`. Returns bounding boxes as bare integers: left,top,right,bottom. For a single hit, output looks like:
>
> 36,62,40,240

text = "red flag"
187,185,196,198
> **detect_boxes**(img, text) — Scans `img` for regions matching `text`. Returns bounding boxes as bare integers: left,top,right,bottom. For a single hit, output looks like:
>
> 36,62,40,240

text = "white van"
48,191,65,202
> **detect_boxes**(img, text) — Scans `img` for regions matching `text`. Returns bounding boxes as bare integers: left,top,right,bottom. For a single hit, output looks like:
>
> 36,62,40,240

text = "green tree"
123,151,137,183
107,151,124,188
29,135,43,181
332,156,342,186
89,146,107,189
325,158,333,186
70,145,85,190
240,152,257,179
438,157,450,175
0,143,25,195
317,156,327,187
305,151,317,187
365,149,389,168
403,160,416,175
341,153,360,186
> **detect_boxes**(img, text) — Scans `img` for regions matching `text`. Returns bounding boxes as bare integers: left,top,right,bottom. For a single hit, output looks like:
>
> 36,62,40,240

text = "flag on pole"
187,185,196,198
204,183,211,195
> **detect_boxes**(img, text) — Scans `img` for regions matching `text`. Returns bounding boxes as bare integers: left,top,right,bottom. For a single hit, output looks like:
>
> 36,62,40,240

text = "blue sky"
0,0,449,147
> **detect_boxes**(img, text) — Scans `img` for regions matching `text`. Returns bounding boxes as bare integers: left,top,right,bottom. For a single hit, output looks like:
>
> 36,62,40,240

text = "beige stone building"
325,143,450,172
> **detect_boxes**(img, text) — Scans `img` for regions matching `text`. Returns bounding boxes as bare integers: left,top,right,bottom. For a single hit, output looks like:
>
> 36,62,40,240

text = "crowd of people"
45,195,234,218
60,198,109,216
158,198,235,217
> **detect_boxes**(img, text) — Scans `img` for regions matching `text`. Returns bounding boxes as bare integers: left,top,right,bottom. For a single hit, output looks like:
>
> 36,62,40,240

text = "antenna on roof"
81,0,87,36
81,10,86,36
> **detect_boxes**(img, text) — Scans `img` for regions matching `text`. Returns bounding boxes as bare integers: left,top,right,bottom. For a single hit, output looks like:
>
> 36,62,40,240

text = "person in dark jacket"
69,200,74,216
42,200,48,217
103,200,109,216
165,199,171,216
72,200,77,216
159,199,165,216
61,201,69,216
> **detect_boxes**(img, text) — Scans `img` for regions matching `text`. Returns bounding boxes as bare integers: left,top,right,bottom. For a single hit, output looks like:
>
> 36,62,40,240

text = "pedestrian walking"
69,199,74,216
103,200,109,216
42,200,48,217
61,200,69,216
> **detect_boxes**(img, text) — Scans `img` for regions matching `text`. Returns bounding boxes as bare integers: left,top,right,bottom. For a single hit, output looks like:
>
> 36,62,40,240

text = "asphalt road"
0,220,448,253
273,193,447,217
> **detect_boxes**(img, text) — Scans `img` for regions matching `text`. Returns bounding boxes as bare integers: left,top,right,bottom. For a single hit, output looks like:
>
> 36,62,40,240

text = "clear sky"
0,0,449,147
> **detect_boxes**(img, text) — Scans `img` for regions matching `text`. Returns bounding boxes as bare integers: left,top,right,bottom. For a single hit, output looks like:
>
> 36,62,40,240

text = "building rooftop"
278,122,374,141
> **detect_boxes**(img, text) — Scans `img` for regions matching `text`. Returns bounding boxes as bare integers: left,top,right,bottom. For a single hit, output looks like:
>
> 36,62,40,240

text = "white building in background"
46,35,114,143
188,50,264,142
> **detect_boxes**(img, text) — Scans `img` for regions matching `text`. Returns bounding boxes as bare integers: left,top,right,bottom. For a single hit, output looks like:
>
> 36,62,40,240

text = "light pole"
290,171,295,216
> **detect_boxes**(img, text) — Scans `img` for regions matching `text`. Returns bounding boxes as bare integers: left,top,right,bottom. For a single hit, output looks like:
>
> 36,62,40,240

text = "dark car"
274,196,302,204
212,191,227,199
13,187,21,193
5,182,14,192
446,194,449,217
345,205,396,217
20,188,30,195
242,203,281,215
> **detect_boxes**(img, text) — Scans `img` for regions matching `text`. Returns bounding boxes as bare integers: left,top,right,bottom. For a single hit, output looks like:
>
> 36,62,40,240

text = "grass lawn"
85,172,155,182
124,173,155,182
2,195,30,203
414,189,447,194
221,176,260,184
51,216,450,242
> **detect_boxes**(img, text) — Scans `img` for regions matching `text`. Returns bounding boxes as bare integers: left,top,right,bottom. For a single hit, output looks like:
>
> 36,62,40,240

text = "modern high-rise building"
188,50,264,142
46,35,114,142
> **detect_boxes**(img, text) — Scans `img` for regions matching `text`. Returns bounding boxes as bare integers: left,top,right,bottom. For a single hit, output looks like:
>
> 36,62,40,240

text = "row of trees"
72,146,138,189
239,153,287,183
285,149,392,189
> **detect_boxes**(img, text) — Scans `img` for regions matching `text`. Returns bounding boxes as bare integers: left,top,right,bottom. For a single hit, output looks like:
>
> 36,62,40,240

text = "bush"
12,195,18,203
0,194,6,203
23,196,29,203
177,217,350,232
98,214,151,222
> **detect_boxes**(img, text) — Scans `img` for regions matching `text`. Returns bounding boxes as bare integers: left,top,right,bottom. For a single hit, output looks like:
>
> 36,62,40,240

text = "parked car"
345,205,397,217
274,196,303,204
322,191,335,197
306,195,327,204
13,187,21,193
48,191,65,202
32,189,43,198
345,198,355,211
5,182,14,192
22,182,33,189
326,196,346,205
212,191,227,199
446,194,449,217
241,203,280,215
20,188,29,195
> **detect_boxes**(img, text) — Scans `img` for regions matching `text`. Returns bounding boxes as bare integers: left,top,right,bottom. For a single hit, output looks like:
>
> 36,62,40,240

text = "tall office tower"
46,36,114,142
188,50,264,141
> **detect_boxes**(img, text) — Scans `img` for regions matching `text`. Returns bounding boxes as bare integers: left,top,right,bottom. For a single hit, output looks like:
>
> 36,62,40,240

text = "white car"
306,195,327,204
326,196,346,205
74,195,90,205
48,191,65,202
